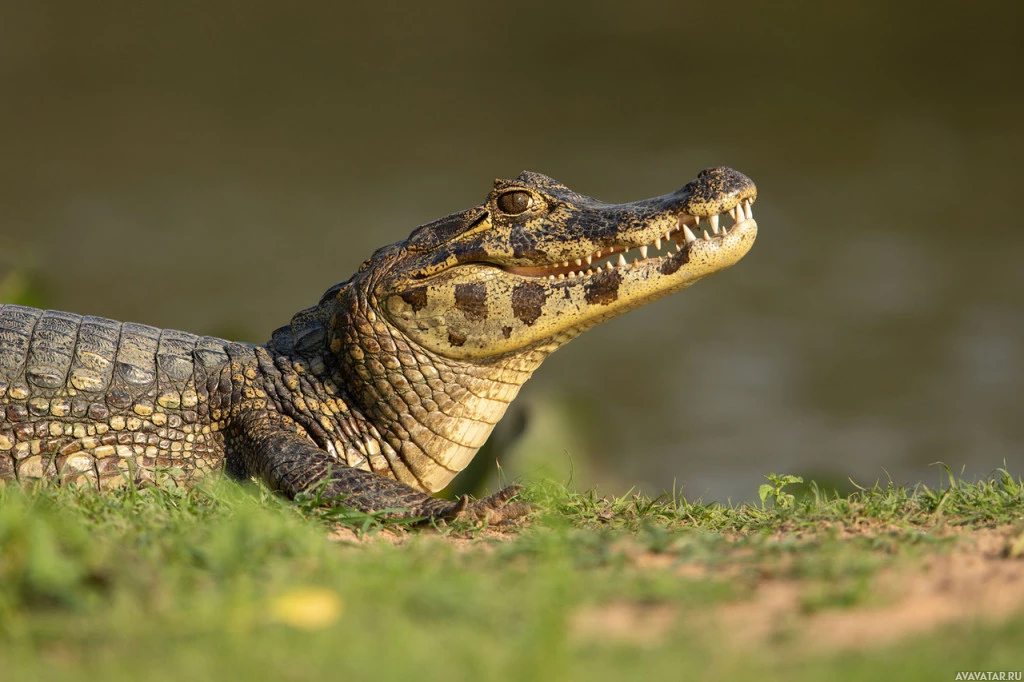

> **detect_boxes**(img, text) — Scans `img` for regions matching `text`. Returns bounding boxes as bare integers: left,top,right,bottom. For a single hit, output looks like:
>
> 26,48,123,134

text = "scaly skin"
0,167,758,522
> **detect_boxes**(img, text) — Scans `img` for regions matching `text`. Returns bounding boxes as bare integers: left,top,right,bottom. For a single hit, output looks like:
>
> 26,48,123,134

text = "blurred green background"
1,1,1021,500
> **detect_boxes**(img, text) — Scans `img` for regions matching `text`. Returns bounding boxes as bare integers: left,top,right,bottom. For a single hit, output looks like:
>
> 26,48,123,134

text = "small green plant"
759,473,804,509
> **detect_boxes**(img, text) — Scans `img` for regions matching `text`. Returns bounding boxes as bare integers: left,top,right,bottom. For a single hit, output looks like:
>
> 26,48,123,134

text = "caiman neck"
319,283,548,493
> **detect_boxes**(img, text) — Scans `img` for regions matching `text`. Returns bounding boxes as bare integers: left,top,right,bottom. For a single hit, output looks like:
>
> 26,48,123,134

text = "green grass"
1,468,1022,682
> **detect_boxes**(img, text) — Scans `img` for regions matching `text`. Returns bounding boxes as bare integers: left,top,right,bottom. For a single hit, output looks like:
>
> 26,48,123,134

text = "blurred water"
1,1,1022,500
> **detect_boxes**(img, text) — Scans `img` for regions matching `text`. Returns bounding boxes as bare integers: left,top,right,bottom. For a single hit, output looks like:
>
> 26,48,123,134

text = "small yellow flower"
269,587,343,630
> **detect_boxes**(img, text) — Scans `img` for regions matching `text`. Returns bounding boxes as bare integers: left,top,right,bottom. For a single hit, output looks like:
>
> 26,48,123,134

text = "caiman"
0,167,757,522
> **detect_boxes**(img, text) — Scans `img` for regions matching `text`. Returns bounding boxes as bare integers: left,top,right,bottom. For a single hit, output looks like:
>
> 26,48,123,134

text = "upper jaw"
396,166,757,282
502,198,756,280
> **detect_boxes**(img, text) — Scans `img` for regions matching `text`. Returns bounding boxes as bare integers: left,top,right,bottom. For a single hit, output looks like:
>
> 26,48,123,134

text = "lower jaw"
502,219,758,355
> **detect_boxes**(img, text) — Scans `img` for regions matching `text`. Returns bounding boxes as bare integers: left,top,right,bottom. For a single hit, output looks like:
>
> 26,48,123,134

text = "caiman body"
0,167,757,521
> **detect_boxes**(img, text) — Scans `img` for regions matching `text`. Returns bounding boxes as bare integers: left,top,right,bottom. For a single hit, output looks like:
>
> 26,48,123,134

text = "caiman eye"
497,191,533,215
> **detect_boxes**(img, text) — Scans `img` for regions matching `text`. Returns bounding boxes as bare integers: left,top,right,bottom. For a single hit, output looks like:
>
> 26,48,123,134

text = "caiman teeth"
513,199,754,281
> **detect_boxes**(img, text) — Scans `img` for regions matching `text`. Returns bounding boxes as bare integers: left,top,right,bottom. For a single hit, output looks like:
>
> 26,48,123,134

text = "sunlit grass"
0,467,1022,682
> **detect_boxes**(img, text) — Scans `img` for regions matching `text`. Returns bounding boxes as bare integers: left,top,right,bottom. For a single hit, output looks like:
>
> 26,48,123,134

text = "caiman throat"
0,166,757,522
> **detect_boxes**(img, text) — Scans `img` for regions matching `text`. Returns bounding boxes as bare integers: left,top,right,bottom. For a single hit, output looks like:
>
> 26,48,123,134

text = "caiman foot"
450,485,531,524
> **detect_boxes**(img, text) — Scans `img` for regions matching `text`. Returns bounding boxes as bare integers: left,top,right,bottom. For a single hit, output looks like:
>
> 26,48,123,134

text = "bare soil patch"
328,518,1024,651
569,525,1024,650
718,526,1024,651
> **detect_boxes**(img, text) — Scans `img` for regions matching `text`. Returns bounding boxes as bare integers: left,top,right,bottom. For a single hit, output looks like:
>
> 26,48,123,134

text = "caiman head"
322,167,757,492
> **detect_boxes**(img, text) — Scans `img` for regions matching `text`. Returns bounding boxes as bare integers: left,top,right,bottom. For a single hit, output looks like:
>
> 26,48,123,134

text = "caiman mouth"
501,200,755,279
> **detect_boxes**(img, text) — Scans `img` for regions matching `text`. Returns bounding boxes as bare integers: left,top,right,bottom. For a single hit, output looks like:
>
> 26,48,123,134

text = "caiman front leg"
229,414,528,523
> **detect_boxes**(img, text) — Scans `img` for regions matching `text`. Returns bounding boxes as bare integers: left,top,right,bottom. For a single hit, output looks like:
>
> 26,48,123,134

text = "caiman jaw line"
503,200,755,279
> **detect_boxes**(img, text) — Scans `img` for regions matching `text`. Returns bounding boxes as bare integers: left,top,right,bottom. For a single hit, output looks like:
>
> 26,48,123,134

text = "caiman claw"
451,485,531,524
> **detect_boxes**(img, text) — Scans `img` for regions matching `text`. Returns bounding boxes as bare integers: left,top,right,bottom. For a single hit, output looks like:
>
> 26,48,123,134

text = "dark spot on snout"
584,269,622,305
659,249,690,275
400,287,428,312
454,283,488,322
447,330,467,347
501,326,512,339
511,282,547,326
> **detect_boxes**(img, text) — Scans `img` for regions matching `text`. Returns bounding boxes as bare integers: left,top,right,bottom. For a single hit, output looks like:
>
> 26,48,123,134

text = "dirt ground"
328,522,1024,650
572,525,1024,651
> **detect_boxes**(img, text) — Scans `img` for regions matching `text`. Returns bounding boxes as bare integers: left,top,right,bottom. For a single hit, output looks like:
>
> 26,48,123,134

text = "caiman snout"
679,167,757,218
